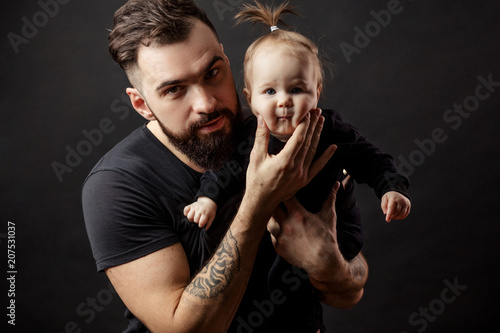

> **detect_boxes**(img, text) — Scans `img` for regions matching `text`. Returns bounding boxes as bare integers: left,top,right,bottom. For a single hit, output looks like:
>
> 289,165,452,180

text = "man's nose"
192,86,217,114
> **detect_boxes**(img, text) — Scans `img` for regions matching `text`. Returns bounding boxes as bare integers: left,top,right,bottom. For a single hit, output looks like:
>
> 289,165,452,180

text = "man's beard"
157,102,243,170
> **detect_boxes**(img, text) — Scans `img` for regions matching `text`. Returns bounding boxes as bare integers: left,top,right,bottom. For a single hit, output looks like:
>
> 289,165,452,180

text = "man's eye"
166,86,181,95
206,68,219,79
291,87,303,94
265,89,276,95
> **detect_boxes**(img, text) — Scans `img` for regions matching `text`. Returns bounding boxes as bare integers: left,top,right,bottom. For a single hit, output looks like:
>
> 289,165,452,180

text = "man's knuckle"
282,224,294,236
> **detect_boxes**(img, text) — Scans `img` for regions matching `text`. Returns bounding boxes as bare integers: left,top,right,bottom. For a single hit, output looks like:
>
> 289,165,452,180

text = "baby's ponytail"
234,1,298,31
235,1,326,92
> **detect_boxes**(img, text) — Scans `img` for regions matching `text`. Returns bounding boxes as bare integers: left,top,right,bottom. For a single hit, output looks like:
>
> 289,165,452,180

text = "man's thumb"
321,181,340,216
251,115,270,160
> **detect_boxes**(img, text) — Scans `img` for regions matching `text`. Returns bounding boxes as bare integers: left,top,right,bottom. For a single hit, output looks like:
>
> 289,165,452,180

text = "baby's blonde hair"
235,1,325,93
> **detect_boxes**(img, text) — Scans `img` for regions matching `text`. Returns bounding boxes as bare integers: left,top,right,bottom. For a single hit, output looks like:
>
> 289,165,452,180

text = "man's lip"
198,115,225,131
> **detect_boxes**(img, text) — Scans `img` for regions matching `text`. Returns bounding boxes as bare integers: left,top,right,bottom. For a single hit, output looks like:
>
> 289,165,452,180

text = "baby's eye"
291,87,303,94
265,88,276,95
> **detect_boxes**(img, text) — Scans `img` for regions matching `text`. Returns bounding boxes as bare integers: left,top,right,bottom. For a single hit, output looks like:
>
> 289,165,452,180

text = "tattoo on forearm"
186,229,240,299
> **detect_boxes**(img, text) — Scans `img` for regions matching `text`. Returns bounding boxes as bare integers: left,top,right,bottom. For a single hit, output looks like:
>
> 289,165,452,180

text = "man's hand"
267,182,367,308
245,108,336,215
381,191,411,222
267,182,341,276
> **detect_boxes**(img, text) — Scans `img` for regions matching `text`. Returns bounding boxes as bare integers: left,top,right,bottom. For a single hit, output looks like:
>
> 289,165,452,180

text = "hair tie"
270,25,279,32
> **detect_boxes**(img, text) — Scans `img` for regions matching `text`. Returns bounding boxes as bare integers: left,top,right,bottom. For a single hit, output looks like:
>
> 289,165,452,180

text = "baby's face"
244,47,321,141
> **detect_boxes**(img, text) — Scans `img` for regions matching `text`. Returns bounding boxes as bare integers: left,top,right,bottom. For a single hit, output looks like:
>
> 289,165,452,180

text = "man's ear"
220,43,230,66
126,87,156,121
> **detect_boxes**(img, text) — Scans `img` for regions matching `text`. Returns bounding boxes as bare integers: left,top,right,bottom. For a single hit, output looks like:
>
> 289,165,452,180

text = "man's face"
131,20,241,170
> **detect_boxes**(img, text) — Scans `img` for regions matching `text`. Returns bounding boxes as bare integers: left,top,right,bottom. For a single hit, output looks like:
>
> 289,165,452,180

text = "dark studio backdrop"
1,0,499,332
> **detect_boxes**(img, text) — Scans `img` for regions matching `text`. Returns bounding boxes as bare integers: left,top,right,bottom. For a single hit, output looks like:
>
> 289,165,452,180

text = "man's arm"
309,252,368,309
105,110,335,333
267,181,368,309
106,199,269,333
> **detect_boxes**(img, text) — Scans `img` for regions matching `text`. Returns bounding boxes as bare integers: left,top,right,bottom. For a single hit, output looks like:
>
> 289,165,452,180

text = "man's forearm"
309,252,368,309
172,196,271,332
185,228,241,299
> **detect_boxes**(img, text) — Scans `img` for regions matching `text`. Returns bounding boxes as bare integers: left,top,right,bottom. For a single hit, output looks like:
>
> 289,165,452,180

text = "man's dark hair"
109,0,218,72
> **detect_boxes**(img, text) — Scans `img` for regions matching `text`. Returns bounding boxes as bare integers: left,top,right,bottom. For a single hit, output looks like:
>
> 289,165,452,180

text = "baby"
184,1,411,246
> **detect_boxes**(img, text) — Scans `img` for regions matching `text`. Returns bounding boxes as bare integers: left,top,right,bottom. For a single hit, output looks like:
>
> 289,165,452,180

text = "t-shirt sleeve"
82,169,180,272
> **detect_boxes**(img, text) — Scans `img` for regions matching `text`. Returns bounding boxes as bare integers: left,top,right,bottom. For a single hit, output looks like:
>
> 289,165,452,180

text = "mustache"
190,108,235,130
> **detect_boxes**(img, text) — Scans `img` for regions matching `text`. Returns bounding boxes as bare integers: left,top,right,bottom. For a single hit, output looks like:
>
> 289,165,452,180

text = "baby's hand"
381,191,411,222
183,196,217,230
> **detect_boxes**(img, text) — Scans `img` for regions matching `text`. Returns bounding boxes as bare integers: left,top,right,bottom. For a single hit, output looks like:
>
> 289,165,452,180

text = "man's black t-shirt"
82,123,247,276
82,119,329,332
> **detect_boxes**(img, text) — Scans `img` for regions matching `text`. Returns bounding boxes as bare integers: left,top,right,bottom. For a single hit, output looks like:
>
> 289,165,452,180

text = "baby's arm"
381,191,411,222
183,196,217,230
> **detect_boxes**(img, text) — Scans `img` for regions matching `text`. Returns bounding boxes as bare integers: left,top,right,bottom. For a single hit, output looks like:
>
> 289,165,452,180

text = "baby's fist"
381,191,411,222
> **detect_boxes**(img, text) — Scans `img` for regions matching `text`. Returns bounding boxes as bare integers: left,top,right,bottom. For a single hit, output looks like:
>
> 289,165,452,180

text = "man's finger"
322,181,340,214
269,232,278,248
267,218,281,237
250,115,270,164
272,205,286,224
281,195,304,215
341,174,351,189
308,144,336,181
295,109,321,167
279,111,311,161
304,109,324,169
316,182,340,230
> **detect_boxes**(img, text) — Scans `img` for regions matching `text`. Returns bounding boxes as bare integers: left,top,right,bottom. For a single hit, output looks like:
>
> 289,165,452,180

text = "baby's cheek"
292,109,311,128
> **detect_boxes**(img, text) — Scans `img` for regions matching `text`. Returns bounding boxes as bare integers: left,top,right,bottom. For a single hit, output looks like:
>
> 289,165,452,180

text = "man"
82,1,368,332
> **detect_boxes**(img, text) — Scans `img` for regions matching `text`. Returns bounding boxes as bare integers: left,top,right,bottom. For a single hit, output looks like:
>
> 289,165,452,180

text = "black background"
1,0,499,332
